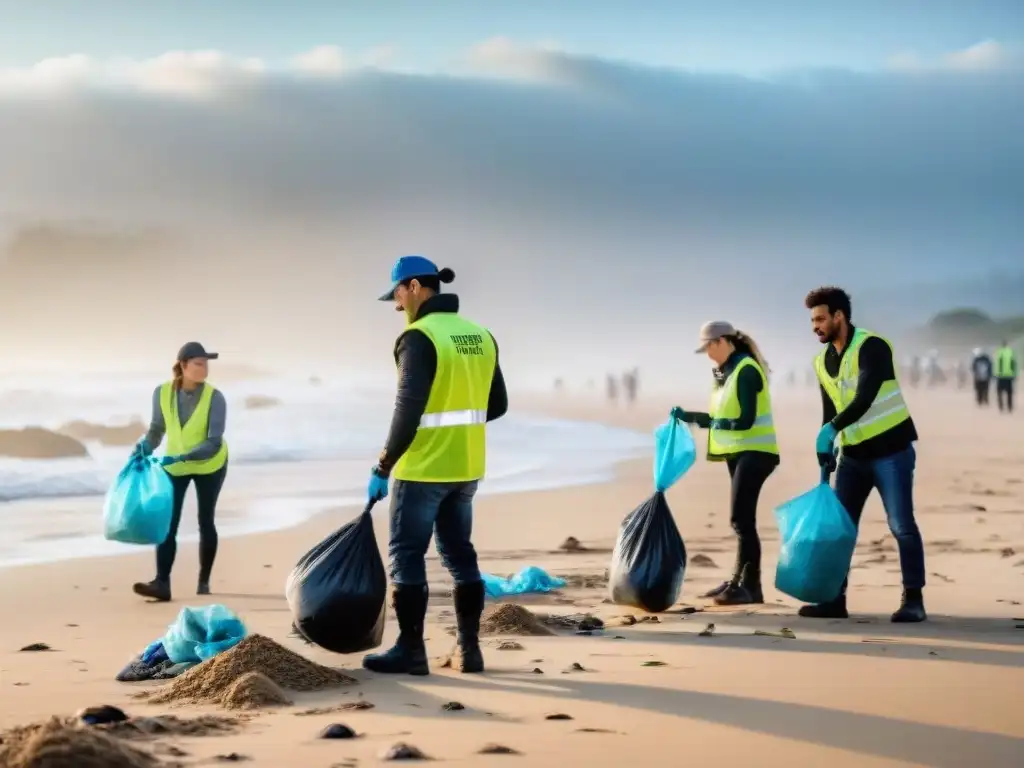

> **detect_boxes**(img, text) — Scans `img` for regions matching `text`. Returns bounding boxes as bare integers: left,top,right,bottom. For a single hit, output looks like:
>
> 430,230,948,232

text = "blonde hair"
729,330,770,376
172,361,184,391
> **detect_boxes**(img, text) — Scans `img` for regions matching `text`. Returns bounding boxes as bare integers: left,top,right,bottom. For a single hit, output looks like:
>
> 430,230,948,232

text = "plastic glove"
160,454,183,467
817,449,838,473
670,406,686,422
815,423,839,454
368,466,389,503
132,440,153,458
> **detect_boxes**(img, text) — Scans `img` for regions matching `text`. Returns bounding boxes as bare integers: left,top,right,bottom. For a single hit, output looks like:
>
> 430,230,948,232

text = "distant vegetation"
916,308,1024,350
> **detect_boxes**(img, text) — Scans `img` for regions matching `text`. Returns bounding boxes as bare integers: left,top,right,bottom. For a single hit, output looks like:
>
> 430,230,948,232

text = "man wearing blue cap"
363,255,508,676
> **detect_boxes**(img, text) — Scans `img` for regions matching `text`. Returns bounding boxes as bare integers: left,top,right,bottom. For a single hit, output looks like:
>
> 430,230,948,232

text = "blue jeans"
835,445,926,591
388,479,481,587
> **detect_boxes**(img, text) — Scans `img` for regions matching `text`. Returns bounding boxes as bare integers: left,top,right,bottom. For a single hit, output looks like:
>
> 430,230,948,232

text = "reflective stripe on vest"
392,312,497,483
420,409,488,428
995,347,1016,379
707,356,779,458
813,328,912,447
159,381,229,476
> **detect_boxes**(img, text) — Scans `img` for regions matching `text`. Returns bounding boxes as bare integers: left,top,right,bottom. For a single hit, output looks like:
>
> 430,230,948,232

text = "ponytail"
730,331,770,377
172,361,184,390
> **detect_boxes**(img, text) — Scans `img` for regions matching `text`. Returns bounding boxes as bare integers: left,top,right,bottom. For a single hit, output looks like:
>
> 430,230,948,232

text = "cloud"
0,41,1021,376
887,39,1021,73
291,45,348,75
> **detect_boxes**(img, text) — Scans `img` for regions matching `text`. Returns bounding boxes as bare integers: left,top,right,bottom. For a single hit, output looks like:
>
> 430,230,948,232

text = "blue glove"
368,467,389,503
160,454,183,467
815,423,839,454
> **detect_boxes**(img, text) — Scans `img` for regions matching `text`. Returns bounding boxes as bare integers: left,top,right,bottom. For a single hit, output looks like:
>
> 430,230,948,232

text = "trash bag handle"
363,499,379,515
820,465,833,485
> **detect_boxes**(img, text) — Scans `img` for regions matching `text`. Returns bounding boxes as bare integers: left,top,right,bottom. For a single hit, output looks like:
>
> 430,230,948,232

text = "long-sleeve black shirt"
820,325,917,460
376,293,508,475
972,354,993,383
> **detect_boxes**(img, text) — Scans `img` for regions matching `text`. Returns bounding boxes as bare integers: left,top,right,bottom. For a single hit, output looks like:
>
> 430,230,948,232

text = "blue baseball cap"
378,255,440,301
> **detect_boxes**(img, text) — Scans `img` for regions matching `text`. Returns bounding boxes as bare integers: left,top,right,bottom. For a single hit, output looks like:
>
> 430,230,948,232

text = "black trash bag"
285,501,387,654
608,491,687,613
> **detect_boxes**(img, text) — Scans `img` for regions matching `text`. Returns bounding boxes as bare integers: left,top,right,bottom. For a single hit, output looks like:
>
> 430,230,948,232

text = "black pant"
974,380,990,406
725,452,778,581
996,379,1014,412
156,464,228,582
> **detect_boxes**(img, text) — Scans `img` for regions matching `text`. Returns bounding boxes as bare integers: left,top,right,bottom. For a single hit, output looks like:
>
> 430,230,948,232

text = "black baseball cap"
177,341,219,362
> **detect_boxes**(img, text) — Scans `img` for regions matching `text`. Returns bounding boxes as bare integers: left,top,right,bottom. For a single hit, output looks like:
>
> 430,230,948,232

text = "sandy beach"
1,391,1022,767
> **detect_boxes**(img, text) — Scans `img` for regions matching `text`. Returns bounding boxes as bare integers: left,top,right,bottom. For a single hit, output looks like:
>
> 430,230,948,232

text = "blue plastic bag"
774,468,857,604
482,566,566,599
103,455,174,545
653,417,696,492
162,604,247,665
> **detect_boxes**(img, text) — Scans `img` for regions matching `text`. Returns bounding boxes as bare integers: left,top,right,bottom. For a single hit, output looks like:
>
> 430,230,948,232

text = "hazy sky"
0,2,1021,389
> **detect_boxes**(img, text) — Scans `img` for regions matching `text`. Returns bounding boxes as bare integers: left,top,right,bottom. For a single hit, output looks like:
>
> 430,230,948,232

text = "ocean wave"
0,375,651,504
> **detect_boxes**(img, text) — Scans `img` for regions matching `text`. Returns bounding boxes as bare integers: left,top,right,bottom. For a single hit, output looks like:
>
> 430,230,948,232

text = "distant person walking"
994,340,1017,413
622,368,639,405
606,374,619,404
803,286,926,623
971,347,993,407
132,342,228,602
672,321,779,606
363,256,508,677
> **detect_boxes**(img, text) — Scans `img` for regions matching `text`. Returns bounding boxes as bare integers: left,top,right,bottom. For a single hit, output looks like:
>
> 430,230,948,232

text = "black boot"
711,563,764,606
452,581,485,674
133,578,171,602
798,593,849,619
738,564,765,604
363,585,430,676
700,581,731,599
891,588,927,623
196,580,211,596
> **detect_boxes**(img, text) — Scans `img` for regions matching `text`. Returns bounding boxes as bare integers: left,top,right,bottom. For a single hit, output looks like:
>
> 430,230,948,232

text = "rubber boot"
451,581,485,673
133,578,171,602
798,593,849,619
362,585,430,676
891,588,927,623
197,580,211,596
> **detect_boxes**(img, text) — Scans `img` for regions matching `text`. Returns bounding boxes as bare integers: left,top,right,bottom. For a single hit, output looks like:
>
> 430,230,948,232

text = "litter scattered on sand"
0,717,158,768
141,634,355,709
537,613,604,631
558,536,587,552
480,605,554,636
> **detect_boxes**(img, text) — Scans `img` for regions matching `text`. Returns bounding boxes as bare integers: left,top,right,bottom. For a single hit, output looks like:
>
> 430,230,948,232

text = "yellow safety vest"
392,312,498,483
814,329,911,447
707,356,779,459
995,346,1017,379
159,381,229,476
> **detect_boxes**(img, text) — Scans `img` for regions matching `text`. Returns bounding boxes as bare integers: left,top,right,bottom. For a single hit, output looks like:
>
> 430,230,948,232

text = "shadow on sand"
408,671,1024,768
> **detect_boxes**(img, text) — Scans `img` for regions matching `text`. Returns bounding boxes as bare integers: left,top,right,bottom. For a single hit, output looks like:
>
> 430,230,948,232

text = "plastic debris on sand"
142,634,355,709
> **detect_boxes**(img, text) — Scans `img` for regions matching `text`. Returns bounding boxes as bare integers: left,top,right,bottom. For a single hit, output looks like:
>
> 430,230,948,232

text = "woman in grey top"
132,342,229,603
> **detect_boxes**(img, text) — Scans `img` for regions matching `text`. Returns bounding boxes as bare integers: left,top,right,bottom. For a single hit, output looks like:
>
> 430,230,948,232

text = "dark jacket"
819,325,917,460
376,293,508,475
971,354,993,383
